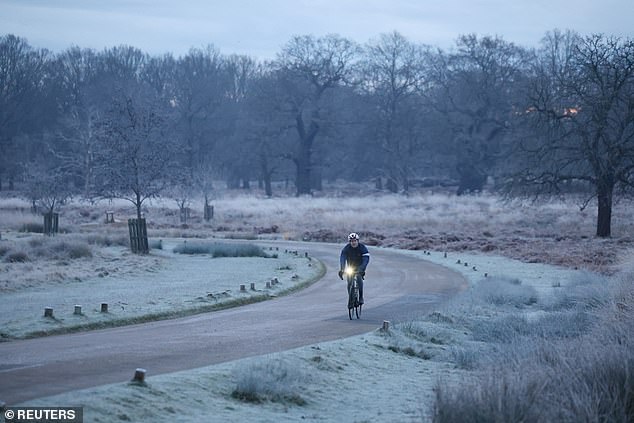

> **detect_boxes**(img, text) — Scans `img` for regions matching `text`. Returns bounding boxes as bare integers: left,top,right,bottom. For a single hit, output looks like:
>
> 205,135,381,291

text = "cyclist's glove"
360,271,365,278
338,270,344,280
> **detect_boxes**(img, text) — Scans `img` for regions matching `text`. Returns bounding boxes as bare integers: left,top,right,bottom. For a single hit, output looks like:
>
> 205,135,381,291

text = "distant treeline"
1,30,632,236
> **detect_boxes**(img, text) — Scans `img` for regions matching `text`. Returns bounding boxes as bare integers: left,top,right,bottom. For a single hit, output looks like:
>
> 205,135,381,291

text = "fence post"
128,218,149,254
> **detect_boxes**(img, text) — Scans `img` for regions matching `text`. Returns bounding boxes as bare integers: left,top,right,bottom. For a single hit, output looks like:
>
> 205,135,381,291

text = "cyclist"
338,232,370,305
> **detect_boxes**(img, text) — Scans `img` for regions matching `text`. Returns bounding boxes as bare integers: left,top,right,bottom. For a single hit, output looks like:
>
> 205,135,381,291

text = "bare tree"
428,34,532,194
274,34,360,195
0,35,49,189
361,31,431,193
23,156,73,216
226,65,295,196
50,47,102,196
172,46,228,176
92,86,179,219
509,32,634,237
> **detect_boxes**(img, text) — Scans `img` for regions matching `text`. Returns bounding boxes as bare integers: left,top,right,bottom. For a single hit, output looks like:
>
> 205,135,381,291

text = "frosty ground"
0,237,322,340
1,190,632,422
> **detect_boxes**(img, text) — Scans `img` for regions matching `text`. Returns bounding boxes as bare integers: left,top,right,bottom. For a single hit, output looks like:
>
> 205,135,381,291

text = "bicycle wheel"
353,276,361,319
352,284,360,320
348,283,357,320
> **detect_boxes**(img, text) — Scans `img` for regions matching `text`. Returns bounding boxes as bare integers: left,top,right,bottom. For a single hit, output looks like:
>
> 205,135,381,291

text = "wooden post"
240,284,246,292
266,281,271,288
250,282,256,290
74,305,82,315
381,320,390,331
101,303,108,313
44,307,54,318
132,368,146,383
105,211,114,223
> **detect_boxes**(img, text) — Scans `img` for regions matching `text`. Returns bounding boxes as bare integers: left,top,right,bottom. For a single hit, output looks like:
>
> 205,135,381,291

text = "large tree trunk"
135,191,143,220
596,177,614,238
295,149,311,195
259,153,273,197
294,115,318,196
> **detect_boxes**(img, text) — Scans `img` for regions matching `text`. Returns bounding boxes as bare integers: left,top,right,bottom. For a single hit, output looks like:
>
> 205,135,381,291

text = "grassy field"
2,186,633,422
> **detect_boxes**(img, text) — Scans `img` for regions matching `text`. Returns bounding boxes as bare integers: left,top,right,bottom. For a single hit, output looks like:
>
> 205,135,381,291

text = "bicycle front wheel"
348,287,360,320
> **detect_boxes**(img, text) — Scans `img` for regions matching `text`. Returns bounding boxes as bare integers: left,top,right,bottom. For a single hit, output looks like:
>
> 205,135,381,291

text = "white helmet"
348,232,359,241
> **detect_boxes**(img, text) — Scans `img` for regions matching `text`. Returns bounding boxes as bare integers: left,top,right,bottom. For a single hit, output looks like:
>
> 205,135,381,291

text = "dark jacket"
340,243,370,272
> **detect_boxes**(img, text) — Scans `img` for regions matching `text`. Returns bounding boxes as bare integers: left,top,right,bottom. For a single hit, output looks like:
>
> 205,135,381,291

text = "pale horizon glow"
1,0,632,60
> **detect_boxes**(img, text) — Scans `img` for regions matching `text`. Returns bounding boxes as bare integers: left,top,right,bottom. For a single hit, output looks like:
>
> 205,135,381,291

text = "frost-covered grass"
431,273,634,423
27,248,634,422
3,188,634,421
231,358,311,405
172,241,270,258
0,238,323,340
4,187,631,272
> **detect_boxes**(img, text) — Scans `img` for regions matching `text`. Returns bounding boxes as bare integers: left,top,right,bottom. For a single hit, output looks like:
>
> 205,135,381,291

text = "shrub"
231,358,309,405
450,346,483,370
21,222,43,233
173,242,268,258
6,251,29,263
433,270,634,423
471,276,538,307
63,241,93,259
27,237,93,260
83,233,129,247
433,368,547,423
544,272,612,312
0,244,10,258
469,314,531,343
469,309,593,344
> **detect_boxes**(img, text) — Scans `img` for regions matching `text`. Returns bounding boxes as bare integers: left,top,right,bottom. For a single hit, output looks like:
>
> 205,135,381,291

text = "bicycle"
344,267,362,320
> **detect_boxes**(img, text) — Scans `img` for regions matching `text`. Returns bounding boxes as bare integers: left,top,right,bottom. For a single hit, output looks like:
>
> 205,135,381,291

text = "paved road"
0,241,467,405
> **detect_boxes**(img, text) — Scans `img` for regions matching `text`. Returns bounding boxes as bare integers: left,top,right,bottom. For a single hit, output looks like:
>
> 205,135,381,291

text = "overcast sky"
1,0,632,60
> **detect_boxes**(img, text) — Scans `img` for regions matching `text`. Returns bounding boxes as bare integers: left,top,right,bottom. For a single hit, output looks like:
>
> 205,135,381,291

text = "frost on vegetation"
172,241,269,258
376,321,447,361
432,267,634,423
470,276,538,307
231,358,311,405
543,271,613,312
1,235,95,262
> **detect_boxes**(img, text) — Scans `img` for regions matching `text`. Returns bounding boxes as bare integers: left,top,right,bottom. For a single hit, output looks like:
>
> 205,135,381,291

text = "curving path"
0,241,467,404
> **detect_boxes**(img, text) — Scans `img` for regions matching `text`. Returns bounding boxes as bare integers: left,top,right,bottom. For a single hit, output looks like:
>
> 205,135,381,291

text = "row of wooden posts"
43,302,111,318
240,278,280,292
